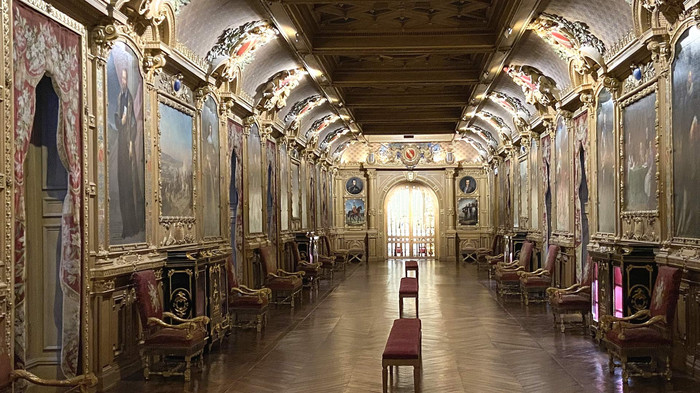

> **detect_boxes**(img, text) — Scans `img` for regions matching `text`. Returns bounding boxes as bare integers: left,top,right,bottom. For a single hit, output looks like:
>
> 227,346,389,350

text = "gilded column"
367,169,377,230
445,168,456,230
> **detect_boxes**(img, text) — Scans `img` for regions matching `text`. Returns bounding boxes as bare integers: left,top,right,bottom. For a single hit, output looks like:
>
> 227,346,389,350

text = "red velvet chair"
259,246,305,309
518,244,560,305
494,241,533,298
321,234,348,272
227,260,271,332
315,236,336,280
132,270,210,381
285,240,321,290
601,265,682,384
547,255,593,332
476,234,503,273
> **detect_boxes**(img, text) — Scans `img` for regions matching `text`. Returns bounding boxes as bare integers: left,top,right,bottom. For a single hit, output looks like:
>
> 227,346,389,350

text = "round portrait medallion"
346,177,364,194
459,176,477,194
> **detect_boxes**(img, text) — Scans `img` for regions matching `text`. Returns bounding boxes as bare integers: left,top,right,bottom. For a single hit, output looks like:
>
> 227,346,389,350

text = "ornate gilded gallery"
1,0,700,391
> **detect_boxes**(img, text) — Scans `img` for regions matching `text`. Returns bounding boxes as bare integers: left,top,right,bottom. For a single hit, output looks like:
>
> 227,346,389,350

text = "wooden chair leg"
184,355,192,382
382,367,388,393
414,365,420,393
415,296,419,318
399,296,404,318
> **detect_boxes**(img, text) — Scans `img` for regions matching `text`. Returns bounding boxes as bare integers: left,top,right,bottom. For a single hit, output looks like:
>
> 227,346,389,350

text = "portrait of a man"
459,176,477,194
673,27,700,238
346,177,364,194
107,41,145,244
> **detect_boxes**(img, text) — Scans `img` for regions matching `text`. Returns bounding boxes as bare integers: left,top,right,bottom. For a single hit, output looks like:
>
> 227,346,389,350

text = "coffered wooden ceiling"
271,0,523,135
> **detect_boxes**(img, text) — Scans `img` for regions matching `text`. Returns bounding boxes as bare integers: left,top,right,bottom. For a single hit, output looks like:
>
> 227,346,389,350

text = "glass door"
386,184,436,258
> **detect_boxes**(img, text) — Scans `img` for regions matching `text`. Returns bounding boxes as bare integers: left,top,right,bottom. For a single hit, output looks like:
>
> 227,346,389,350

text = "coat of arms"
400,145,421,167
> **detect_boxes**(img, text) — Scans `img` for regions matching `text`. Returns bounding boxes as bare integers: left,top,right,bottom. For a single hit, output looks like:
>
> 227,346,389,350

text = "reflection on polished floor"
111,260,698,393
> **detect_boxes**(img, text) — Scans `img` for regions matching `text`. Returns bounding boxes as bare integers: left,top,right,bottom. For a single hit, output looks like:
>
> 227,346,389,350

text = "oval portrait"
459,176,477,194
346,177,364,194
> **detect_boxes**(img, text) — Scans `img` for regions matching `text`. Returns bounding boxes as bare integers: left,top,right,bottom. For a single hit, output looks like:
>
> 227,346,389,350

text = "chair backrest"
490,235,500,253
319,235,332,256
259,246,277,276
132,270,163,327
544,244,560,274
649,265,682,323
518,241,534,267
287,241,304,262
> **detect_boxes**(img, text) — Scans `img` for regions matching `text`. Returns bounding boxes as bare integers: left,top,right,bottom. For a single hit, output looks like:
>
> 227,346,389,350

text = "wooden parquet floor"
109,260,699,393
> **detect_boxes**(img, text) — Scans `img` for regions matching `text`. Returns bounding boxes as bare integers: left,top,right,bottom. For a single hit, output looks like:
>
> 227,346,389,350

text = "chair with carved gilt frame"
547,254,592,332
314,236,336,280
476,234,503,273
321,234,348,273
227,259,271,333
600,265,682,384
518,244,560,305
0,351,97,392
132,270,210,381
259,246,305,309
494,241,533,298
285,240,321,290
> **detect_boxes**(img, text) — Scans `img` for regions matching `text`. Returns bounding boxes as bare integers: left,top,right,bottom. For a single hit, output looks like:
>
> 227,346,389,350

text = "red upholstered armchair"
477,234,503,273
315,236,336,280
228,260,271,332
601,265,682,384
132,270,210,381
547,255,592,332
259,246,305,308
518,244,560,305
494,241,533,298
285,241,321,290
321,234,348,272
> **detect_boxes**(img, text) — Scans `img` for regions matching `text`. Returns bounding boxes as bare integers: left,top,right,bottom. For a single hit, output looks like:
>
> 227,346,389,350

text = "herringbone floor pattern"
111,260,698,392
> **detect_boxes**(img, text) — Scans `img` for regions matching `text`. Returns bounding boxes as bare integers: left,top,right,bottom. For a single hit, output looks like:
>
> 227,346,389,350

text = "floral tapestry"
13,3,83,376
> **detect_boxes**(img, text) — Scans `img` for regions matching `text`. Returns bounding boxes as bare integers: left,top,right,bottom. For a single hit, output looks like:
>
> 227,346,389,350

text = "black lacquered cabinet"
164,247,231,348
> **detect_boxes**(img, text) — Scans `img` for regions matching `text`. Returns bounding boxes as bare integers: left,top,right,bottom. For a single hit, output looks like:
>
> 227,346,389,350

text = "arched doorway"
385,183,438,259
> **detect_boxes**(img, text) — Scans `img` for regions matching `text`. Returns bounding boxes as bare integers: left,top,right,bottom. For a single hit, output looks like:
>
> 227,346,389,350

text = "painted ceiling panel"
508,31,570,91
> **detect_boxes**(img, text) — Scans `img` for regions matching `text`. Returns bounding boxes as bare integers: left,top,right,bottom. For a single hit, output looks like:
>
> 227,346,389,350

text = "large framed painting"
280,144,289,231
530,138,539,229
497,163,506,227
321,169,329,228
301,162,308,228
505,160,511,227
345,198,365,226
555,116,570,231
672,26,700,239
621,89,657,212
519,159,528,225
458,198,478,225
596,88,616,233
201,95,220,237
291,161,300,220
228,120,244,272
266,140,278,243
158,99,194,218
247,123,263,233
107,41,146,245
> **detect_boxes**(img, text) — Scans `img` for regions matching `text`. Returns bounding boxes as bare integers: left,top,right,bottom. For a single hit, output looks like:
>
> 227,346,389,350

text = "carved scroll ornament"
285,94,327,133
529,12,607,75
206,20,278,81
504,65,559,112
460,125,498,151
256,68,307,112
304,114,339,141
319,127,350,151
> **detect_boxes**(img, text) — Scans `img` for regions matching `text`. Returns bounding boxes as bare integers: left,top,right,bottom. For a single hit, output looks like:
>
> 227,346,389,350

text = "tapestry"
321,169,328,228
266,140,278,246
228,120,244,278
573,111,589,282
279,143,289,231
13,3,83,376
555,116,570,231
158,102,193,217
530,138,539,230
248,124,263,233
309,162,316,228
596,88,615,233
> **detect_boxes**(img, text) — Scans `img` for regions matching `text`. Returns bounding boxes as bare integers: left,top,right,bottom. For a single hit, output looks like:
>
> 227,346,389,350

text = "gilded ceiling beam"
332,69,480,86
312,33,497,55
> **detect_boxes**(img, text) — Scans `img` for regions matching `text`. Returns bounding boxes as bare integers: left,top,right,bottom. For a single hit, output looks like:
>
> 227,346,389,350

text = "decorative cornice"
256,68,307,113
504,64,559,113
206,20,278,82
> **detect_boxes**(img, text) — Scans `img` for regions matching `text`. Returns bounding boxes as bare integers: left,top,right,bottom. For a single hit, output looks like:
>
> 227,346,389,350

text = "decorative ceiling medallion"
400,144,421,168
461,125,498,151
285,94,327,131
529,13,606,75
304,114,339,141
257,68,307,112
206,20,278,81
504,65,559,112
319,127,350,151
